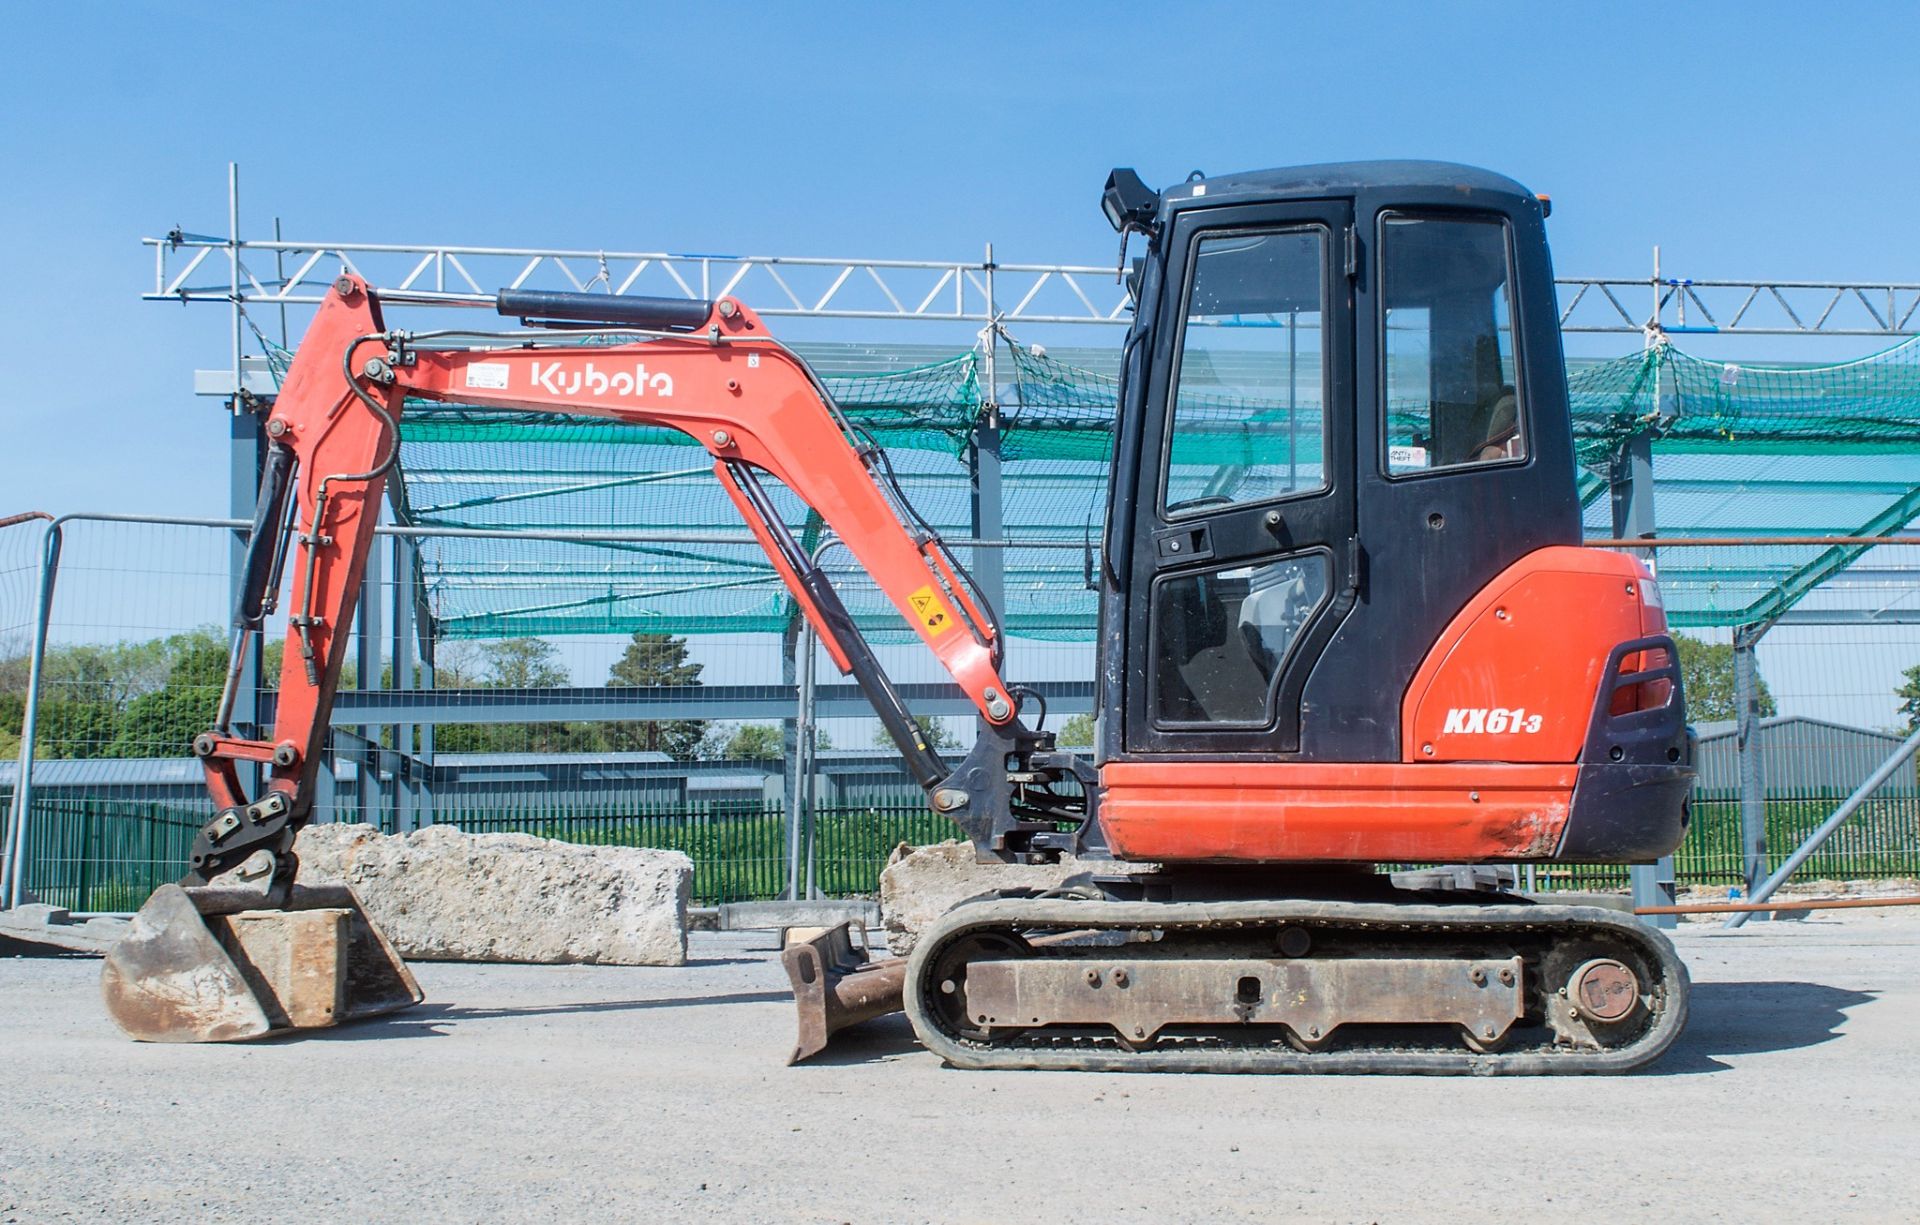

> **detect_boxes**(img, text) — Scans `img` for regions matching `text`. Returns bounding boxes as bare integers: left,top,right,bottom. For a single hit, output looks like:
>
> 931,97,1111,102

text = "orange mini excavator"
105,161,1692,1072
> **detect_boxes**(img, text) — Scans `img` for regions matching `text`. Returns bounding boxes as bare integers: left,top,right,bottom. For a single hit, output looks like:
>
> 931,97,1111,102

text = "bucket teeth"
101,882,423,1043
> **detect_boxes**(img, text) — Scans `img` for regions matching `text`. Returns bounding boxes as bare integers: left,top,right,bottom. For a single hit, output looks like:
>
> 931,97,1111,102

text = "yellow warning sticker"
907,584,957,636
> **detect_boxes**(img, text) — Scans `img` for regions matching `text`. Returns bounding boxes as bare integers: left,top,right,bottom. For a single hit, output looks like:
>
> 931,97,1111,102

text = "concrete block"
878,841,1096,956
294,823,692,966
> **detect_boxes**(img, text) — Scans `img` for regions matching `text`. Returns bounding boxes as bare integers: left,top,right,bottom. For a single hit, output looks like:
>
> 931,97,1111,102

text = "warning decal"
907,584,957,636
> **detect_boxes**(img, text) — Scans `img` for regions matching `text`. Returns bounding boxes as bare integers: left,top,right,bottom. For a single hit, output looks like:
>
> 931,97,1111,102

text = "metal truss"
145,231,1133,327
1556,273,1920,337
147,228,1920,337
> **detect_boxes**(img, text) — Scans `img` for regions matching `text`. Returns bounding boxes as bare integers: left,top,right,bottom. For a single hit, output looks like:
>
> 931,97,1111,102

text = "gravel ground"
2,910,1916,1224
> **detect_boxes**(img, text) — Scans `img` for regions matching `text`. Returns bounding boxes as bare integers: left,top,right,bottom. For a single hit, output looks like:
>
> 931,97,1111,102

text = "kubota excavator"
104,161,1693,1073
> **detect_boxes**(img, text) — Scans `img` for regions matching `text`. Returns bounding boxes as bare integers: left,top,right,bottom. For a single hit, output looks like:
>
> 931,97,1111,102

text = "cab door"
1123,201,1357,755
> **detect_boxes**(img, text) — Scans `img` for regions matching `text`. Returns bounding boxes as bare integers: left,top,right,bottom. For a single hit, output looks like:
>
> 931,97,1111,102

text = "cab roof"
1161,160,1536,209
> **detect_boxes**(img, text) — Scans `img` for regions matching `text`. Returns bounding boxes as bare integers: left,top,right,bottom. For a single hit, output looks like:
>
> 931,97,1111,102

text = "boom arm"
186,275,1085,886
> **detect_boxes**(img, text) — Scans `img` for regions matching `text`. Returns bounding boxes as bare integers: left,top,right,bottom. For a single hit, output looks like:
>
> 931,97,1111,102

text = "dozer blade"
779,921,907,1064
102,882,424,1043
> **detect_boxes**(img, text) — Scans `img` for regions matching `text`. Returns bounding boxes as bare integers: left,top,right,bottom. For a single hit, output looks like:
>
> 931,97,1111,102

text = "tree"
717,722,830,760
1675,635,1776,724
0,689,121,760
433,637,607,754
0,634,29,695
30,698,123,759
604,632,709,760
106,633,229,757
1056,713,1096,747
721,723,785,760
0,627,238,759
1898,663,1920,734
478,638,569,688
873,715,960,751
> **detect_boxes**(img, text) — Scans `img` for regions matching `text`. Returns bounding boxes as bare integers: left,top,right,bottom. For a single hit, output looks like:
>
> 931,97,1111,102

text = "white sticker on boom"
465,363,510,390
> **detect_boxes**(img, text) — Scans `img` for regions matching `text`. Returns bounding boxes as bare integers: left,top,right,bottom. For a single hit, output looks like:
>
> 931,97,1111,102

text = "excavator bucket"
780,921,908,1063
101,882,423,1043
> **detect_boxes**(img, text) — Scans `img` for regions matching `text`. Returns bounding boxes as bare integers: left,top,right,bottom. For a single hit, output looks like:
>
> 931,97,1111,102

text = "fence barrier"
3,513,1917,912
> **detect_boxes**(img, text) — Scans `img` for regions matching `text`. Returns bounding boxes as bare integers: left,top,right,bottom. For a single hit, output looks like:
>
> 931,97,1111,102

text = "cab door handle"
1153,523,1213,567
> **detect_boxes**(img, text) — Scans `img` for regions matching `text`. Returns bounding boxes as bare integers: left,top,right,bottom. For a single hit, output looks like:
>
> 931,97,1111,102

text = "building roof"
1691,715,1908,744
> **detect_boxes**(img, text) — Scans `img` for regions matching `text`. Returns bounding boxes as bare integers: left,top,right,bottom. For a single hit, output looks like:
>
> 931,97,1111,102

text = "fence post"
798,619,820,899
1734,622,1771,900
2,519,63,909
783,617,803,901
76,805,96,913
968,255,1007,624
391,535,416,833
417,644,435,826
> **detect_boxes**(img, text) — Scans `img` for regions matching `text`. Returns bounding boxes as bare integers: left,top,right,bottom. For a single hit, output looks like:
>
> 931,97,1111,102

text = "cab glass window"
1163,227,1328,515
1151,553,1331,725
1381,215,1524,475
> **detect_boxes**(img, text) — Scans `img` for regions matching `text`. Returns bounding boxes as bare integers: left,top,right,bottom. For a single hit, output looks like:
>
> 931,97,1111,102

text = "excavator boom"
105,274,1085,1043
183,276,1086,887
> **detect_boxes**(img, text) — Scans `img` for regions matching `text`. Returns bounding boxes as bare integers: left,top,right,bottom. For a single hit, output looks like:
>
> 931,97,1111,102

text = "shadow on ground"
276,975,1876,1074
791,1012,922,1066
1653,981,1875,1075
286,989,796,1041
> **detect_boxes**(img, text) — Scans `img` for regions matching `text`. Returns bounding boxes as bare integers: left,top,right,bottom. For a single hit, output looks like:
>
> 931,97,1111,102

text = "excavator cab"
1092,163,1689,868
1104,163,1574,758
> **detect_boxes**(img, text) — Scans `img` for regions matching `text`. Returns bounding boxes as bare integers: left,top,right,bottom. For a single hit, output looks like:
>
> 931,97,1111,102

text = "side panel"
1099,548,1680,866
1401,547,1653,763
1100,761,1576,862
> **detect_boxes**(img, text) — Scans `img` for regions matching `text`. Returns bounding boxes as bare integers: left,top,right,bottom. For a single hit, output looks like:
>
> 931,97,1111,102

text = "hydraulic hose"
291,335,403,687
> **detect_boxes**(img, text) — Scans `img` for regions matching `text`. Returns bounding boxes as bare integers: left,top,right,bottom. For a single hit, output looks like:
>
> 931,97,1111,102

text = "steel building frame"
59,166,1916,912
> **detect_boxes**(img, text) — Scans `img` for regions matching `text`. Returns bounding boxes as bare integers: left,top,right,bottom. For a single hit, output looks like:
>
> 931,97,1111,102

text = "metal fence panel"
3,518,1917,911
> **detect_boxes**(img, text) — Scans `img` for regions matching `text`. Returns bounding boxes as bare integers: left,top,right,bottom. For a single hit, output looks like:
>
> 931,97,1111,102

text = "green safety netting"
360,334,1920,641
1567,340,1920,626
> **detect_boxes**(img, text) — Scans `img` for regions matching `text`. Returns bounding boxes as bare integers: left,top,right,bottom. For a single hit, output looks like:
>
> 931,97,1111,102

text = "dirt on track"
2,910,1916,1224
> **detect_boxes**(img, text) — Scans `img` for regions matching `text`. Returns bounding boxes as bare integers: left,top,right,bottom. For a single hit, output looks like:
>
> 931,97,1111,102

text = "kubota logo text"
510,362,675,401
1443,707,1544,735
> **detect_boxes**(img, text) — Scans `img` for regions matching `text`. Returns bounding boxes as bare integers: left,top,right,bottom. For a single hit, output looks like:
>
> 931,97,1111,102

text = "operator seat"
1236,556,1328,681
1473,390,1521,462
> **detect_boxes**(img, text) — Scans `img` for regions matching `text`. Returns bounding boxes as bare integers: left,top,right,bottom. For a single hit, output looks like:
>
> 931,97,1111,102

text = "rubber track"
903,898,1690,1075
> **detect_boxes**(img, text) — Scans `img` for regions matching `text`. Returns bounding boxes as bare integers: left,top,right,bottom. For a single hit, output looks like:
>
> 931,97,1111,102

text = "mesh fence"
4,330,1920,909
0,518,237,908
0,517,1914,910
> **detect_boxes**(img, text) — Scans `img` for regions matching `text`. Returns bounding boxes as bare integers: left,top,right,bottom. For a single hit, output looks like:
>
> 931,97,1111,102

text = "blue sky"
2,3,1916,731
3,1,1917,517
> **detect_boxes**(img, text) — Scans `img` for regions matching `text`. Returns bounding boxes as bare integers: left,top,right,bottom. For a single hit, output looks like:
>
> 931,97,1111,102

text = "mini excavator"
104,162,1694,1073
